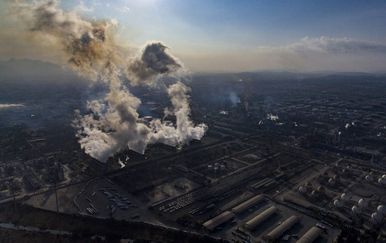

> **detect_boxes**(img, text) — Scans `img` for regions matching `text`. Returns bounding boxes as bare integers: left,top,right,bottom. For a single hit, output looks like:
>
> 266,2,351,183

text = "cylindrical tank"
352,205,360,215
298,186,307,194
340,193,349,201
378,177,386,185
377,205,386,215
358,198,367,209
316,186,324,193
334,199,342,208
371,212,383,225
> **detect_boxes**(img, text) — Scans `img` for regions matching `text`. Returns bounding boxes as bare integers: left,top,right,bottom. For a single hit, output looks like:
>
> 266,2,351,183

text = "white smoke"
229,91,241,106
149,82,207,147
14,0,207,162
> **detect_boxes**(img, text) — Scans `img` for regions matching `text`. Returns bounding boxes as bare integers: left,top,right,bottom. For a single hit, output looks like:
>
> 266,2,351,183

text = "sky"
1,0,386,72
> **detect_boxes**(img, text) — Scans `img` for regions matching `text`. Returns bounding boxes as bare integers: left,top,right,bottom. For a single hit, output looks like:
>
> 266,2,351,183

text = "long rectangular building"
296,226,322,243
203,211,235,231
244,206,277,230
231,194,264,214
264,215,299,241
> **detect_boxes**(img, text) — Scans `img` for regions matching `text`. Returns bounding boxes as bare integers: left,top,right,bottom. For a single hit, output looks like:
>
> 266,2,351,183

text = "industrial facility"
1,64,386,242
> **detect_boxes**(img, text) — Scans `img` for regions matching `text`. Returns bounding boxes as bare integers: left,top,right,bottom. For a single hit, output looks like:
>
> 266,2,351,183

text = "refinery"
1,0,386,242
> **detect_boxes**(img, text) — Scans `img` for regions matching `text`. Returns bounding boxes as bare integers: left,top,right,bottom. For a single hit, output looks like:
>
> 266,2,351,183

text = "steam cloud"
14,0,207,162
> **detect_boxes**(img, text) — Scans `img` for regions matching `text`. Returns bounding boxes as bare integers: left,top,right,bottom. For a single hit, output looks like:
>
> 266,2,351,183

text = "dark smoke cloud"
127,43,182,85
15,0,119,80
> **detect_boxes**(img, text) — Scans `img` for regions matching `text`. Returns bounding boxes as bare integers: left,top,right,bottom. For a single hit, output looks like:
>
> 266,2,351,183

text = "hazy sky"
2,0,386,72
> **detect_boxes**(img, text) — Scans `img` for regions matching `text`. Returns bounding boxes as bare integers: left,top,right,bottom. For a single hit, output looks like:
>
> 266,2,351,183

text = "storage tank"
352,205,360,215
377,205,386,215
358,198,367,209
333,199,343,208
298,186,307,194
378,176,386,185
316,186,325,193
340,193,349,201
371,212,383,225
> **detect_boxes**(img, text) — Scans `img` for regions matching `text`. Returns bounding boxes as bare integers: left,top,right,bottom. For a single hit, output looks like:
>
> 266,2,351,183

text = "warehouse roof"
244,206,277,230
264,215,299,241
203,211,235,231
231,194,264,214
296,226,322,243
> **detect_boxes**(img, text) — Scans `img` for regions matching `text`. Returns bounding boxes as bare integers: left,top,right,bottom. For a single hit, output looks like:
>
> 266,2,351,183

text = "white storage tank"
358,198,367,209
333,199,343,208
298,185,307,194
340,193,349,201
377,205,386,215
371,212,383,225
378,176,386,185
352,205,360,215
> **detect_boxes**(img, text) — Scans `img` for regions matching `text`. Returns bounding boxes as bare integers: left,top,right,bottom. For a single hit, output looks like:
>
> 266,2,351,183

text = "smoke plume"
14,0,207,162
127,43,182,86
